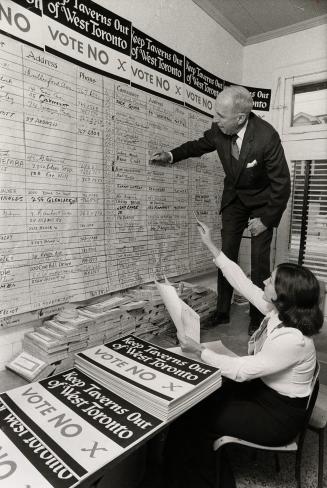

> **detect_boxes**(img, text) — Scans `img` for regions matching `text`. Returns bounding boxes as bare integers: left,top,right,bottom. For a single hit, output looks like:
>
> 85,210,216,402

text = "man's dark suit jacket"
171,112,291,228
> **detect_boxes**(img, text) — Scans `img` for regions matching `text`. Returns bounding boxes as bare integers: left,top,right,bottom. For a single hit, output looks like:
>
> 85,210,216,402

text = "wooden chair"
213,363,320,488
308,393,327,488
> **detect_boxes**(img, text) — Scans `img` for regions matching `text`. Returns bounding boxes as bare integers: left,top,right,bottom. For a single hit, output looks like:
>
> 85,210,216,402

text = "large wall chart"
0,0,271,321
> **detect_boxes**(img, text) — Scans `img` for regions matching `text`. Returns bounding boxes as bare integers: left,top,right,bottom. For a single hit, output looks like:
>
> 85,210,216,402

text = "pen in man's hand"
193,211,205,231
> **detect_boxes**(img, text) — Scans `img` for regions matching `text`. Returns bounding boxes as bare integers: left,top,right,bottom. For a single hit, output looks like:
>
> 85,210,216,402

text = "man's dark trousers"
218,197,273,326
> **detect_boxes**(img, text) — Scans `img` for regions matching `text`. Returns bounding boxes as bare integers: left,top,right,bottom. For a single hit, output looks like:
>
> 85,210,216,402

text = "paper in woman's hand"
155,279,184,336
181,302,200,343
155,279,200,343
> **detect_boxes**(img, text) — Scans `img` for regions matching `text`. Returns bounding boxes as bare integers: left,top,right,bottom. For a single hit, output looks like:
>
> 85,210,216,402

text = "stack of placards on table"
75,334,222,422
0,367,164,488
22,311,92,363
9,283,218,383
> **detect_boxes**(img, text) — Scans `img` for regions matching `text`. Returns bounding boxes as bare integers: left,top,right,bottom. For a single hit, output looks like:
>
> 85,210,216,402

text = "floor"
138,433,326,488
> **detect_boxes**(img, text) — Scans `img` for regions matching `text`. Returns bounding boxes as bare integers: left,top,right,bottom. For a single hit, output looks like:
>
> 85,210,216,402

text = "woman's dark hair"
272,262,324,336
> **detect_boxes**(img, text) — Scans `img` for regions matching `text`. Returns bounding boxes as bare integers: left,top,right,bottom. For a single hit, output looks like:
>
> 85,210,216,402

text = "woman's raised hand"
178,333,202,355
197,220,212,246
197,220,221,258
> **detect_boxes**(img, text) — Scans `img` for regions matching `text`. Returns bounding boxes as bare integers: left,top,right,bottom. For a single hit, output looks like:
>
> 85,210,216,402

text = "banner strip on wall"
0,0,43,48
185,57,224,116
0,0,271,110
131,27,184,104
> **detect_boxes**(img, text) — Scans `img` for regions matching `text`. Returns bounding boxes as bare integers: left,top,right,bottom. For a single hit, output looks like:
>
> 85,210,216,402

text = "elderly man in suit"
151,85,291,334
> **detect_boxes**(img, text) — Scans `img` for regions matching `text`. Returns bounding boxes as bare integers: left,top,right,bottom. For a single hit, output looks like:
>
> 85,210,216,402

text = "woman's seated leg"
162,378,307,488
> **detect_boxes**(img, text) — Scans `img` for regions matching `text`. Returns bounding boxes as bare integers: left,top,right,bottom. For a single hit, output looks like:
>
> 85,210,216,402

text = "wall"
0,0,243,371
242,23,327,89
242,24,327,123
0,323,35,372
97,0,243,83
242,25,327,320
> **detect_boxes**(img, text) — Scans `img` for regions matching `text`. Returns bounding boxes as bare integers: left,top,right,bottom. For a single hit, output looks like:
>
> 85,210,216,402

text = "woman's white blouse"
200,252,316,398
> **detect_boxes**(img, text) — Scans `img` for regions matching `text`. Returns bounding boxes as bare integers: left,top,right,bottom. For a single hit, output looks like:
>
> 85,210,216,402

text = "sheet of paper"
155,280,200,342
155,280,183,335
181,302,200,343
167,340,238,360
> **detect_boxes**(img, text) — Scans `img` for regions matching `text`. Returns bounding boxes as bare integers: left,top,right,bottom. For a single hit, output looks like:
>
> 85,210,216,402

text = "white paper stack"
120,300,147,311
128,307,149,326
128,285,163,301
43,319,86,342
16,284,218,381
84,295,131,312
23,328,69,363
79,308,123,345
61,313,94,331
120,312,136,336
79,307,122,326
75,334,221,421
41,315,90,353
55,303,79,323
6,352,56,381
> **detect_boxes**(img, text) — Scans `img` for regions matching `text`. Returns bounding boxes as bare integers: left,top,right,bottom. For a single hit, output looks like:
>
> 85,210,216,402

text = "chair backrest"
302,361,320,430
318,280,325,313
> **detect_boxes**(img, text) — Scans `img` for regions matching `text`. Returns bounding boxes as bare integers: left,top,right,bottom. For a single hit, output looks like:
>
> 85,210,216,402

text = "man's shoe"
206,312,230,328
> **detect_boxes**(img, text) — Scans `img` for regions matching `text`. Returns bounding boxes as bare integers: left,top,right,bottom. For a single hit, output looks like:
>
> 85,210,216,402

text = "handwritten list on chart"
0,34,223,318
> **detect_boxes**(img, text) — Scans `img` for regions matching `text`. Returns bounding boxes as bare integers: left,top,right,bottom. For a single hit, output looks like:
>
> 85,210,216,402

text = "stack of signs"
78,296,133,344
22,313,92,363
55,304,79,323
75,334,221,421
119,311,136,336
22,329,69,363
0,368,163,488
6,352,56,382
84,296,131,312
80,308,122,345
128,284,163,301
120,300,147,311
187,285,217,319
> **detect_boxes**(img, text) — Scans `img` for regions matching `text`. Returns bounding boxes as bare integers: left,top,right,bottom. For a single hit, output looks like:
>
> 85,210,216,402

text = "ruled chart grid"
0,35,222,318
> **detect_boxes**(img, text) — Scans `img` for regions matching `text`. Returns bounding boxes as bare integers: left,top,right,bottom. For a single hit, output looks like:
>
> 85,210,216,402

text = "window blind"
289,159,327,283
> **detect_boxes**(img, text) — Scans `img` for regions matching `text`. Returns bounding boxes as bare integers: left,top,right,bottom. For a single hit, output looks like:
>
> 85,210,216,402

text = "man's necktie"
231,134,240,160
230,134,240,177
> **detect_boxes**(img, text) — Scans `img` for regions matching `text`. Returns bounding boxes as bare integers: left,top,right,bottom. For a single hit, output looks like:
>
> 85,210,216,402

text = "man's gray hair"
224,85,253,114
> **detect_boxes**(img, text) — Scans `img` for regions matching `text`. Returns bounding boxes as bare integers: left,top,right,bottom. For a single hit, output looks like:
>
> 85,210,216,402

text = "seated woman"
162,221,323,488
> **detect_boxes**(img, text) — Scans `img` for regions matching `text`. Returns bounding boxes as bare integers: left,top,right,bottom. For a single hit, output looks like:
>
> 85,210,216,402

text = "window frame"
271,57,327,270
283,70,327,138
